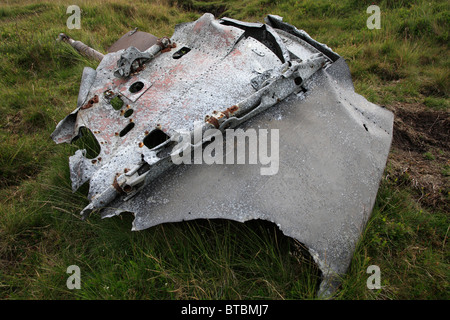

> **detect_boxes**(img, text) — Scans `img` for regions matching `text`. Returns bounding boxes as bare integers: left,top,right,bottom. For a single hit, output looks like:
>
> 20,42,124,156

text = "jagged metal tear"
53,14,393,297
101,58,393,296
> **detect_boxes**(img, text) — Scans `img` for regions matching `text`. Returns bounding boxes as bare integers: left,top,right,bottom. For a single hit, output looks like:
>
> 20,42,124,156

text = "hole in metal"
129,81,144,93
110,96,124,110
124,109,134,118
294,77,303,86
143,129,170,149
172,47,191,59
72,127,101,159
119,122,135,137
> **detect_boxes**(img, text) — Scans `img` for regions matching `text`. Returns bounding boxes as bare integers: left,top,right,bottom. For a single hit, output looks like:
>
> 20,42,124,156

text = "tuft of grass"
423,151,435,160
442,165,450,177
337,179,449,299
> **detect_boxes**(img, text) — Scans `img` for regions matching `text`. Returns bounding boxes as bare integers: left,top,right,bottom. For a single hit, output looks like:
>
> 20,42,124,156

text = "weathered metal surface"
57,33,105,62
113,37,172,78
53,13,394,297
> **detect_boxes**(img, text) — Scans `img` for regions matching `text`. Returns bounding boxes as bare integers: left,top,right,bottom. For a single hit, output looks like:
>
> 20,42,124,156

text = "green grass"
0,0,448,300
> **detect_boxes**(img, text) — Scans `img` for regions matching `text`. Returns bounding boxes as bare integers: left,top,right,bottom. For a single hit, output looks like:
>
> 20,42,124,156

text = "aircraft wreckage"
53,13,394,296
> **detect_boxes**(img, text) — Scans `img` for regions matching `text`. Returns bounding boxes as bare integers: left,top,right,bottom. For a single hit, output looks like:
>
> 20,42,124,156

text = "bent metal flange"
53,14,394,297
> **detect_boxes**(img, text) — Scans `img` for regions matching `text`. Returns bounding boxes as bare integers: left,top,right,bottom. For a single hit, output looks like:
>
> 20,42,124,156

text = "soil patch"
387,103,449,211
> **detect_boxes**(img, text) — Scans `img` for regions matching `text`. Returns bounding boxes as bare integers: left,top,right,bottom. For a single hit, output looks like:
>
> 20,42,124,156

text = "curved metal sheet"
102,58,393,296
53,14,394,297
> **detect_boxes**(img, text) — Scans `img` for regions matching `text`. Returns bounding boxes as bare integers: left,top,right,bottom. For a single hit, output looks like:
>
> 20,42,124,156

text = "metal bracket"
114,46,151,78
114,38,172,78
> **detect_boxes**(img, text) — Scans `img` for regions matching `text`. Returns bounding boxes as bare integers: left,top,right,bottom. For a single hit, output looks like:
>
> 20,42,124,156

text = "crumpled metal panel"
52,13,393,297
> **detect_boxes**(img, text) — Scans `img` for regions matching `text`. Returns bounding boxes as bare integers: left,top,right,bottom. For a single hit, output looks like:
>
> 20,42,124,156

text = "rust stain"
223,105,239,118
133,65,145,74
206,105,239,128
104,90,114,98
205,115,219,128
81,95,99,110
112,174,126,195
161,42,177,53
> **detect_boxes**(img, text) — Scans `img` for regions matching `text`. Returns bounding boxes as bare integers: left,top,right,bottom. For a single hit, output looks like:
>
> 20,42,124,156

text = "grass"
0,0,448,300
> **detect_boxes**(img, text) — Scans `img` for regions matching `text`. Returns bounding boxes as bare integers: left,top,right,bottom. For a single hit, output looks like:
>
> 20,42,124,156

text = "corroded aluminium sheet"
52,13,394,297
102,58,394,296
